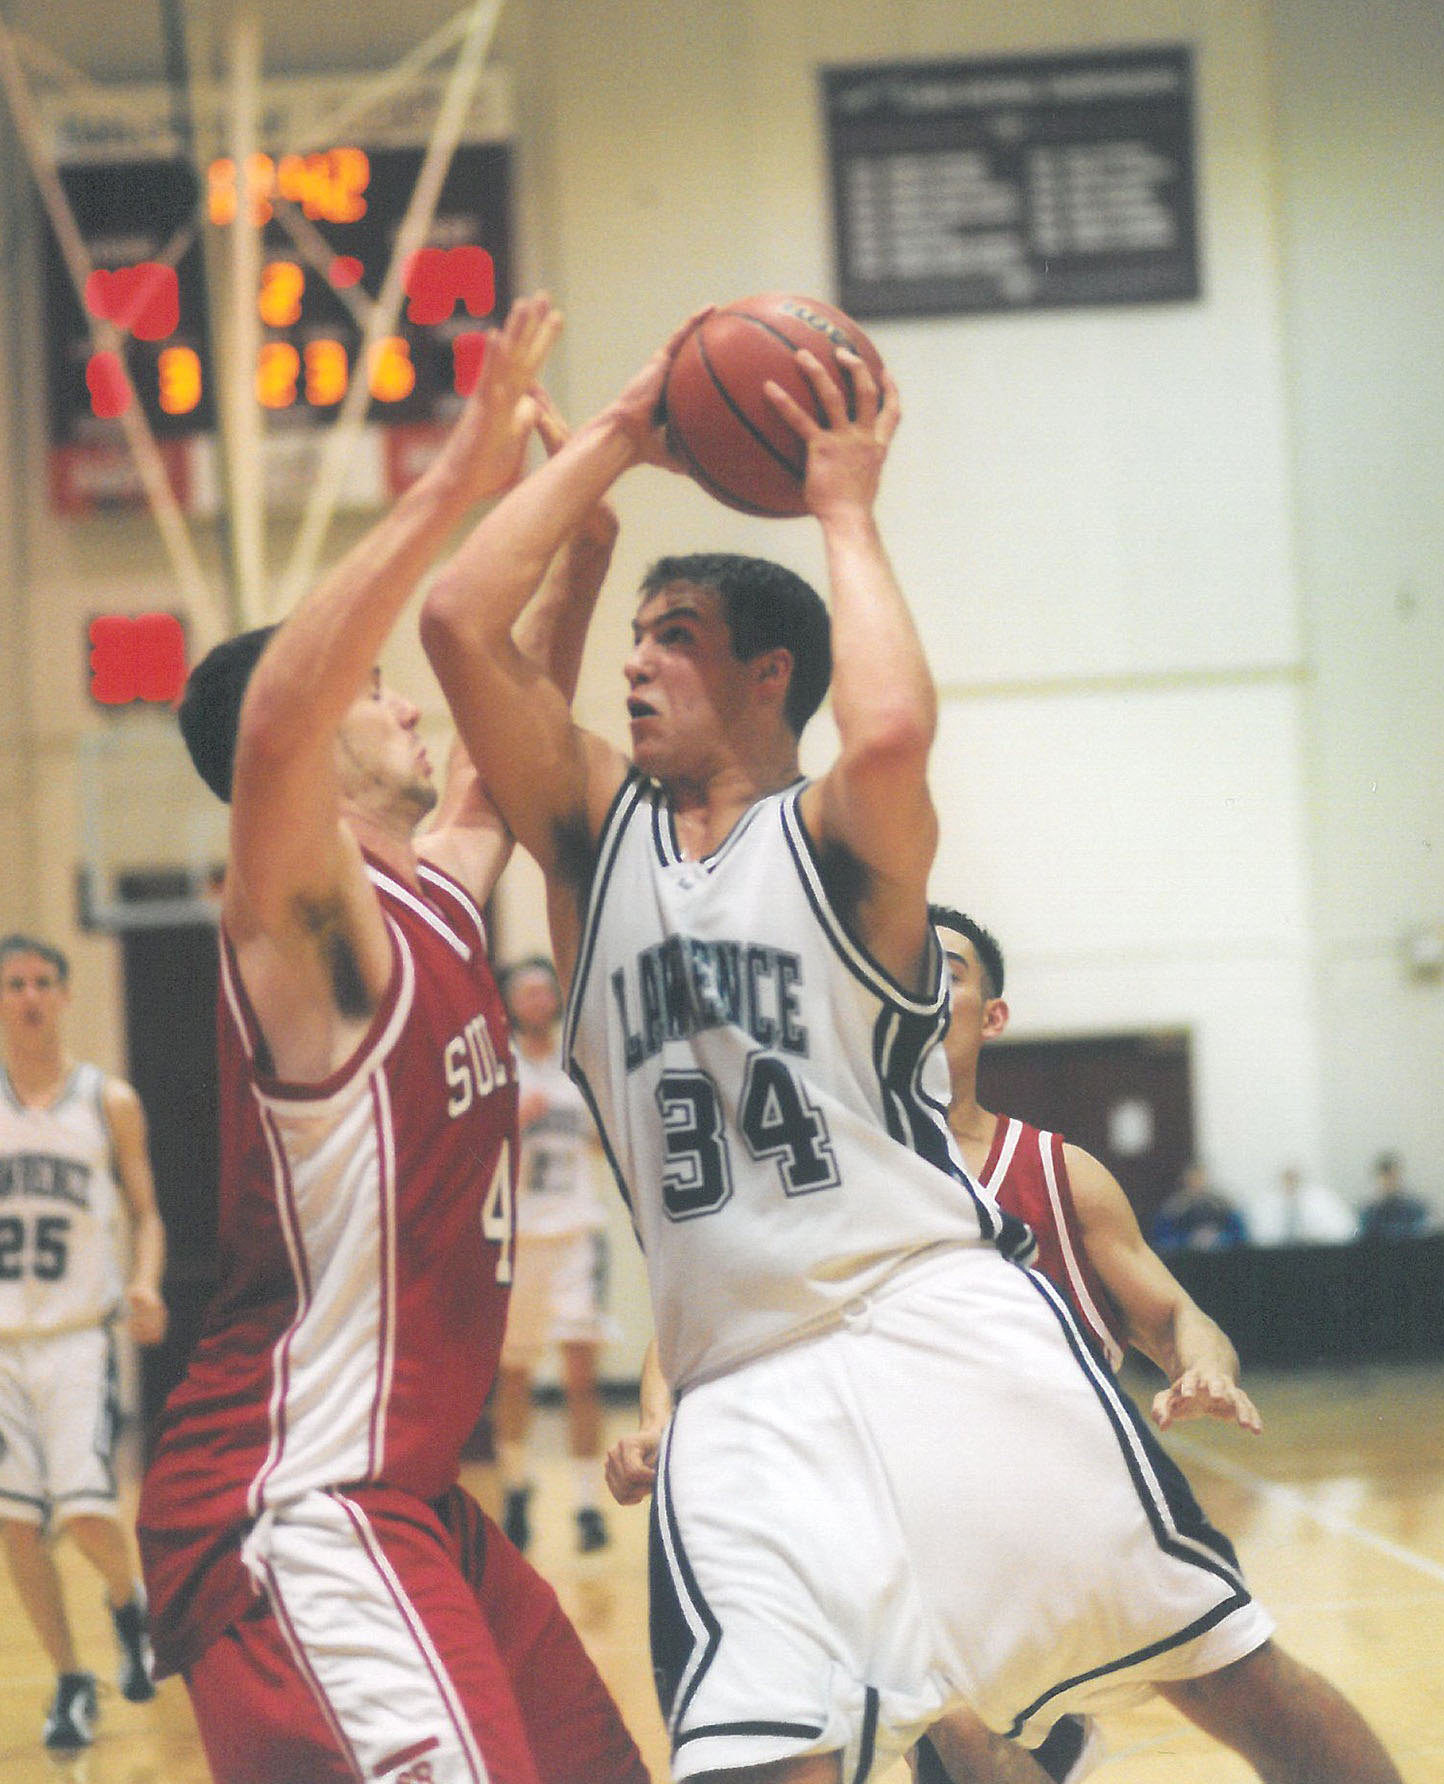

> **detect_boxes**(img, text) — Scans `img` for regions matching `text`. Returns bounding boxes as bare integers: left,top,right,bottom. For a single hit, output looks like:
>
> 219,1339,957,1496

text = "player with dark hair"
1,934,167,1750
420,313,1400,1784
928,904,1258,1418
136,298,647,1784
176,624,278,802
926,906,1004,1000
636,552,832,735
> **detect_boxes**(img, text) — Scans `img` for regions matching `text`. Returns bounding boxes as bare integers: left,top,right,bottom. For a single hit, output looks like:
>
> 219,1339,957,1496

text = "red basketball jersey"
978,1116,1128,1370
140,856,517,1675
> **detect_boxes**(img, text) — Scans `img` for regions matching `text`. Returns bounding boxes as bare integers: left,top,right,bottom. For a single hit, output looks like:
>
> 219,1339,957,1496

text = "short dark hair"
0,933,69,983
177,625,278,802
639,553,831,736
929,904,1005,999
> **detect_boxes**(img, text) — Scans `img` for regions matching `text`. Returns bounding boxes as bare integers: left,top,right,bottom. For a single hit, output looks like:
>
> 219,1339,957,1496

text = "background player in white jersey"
0,932,166,1751
420,305,1401,1784
496,955,617,1554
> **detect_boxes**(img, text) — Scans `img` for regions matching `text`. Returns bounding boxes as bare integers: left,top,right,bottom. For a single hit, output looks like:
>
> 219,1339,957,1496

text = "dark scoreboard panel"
824,46,1199,320
44,142,512,450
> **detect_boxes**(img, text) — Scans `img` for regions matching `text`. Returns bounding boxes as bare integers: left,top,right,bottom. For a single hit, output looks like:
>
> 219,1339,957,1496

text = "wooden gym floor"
1,1361,1440,1783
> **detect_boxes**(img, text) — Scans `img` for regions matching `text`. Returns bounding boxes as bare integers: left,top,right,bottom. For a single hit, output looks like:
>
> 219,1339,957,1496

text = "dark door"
976,1030,1194,1226
118,921,220,1447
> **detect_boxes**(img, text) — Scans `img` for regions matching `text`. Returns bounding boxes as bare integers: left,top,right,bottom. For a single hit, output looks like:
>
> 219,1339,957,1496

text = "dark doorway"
118,920,219,1447
976,1030,1194,1226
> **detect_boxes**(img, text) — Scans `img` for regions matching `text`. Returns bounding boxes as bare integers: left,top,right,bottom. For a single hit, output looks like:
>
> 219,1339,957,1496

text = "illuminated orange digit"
368,336,416,403
304,338,349,406
276,153,307,207
256,341,300,409
157,345,203,415
208,158,238,226
259,261,305,327
327,148,370,222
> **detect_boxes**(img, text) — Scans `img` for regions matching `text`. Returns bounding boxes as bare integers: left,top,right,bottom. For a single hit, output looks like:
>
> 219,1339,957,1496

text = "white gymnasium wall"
1269,0,1444,1204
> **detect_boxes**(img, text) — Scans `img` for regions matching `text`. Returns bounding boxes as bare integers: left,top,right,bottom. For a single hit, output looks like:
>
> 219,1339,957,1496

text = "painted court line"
1170,1437,1444,1588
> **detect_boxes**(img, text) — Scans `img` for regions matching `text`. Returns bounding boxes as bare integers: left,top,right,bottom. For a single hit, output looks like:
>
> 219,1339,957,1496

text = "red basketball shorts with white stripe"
185,1482,646,1784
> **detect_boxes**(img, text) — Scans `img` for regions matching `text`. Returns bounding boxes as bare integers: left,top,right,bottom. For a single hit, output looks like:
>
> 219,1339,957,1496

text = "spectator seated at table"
1357,1152,1433,1242
1151,1161,1250,1253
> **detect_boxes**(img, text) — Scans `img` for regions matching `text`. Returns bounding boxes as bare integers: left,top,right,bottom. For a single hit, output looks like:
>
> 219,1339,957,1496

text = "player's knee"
1161,1638,1325,1745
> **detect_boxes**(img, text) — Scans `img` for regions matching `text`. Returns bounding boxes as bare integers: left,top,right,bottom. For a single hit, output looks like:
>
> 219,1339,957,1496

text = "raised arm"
771,352,938,992
419,397,621,905
421,316,703,976
1065,1144,1262,1434
222,297,559,1072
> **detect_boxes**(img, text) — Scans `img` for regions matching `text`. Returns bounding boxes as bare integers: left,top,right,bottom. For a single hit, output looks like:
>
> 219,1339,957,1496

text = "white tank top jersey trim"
0,1062,125,1339
564,774,1025,1393
217,907,419,1513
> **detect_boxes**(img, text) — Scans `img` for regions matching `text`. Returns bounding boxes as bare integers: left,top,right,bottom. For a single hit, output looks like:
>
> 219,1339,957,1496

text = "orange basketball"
662,293,886,517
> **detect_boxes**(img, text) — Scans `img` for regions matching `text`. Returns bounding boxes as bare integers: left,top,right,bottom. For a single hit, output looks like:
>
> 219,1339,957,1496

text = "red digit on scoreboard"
452,331,487,397
85,351,130,419
84,263,180,340
403,246,495,325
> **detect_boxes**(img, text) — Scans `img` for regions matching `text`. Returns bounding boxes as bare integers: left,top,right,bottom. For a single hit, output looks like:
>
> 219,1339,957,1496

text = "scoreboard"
38,73,513,513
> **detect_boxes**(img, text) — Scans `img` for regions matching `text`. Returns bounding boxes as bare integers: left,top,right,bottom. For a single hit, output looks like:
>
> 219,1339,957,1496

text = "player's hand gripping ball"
662,292,886,516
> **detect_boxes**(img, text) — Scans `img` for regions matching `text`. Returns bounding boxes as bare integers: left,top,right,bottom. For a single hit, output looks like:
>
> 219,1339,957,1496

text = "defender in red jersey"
138,298,648,1784
930,906,1258,1432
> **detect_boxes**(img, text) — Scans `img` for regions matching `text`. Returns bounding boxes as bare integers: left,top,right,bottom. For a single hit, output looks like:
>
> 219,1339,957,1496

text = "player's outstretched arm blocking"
418,388,621,906
1065,1143,1262,1434
226,295,560,949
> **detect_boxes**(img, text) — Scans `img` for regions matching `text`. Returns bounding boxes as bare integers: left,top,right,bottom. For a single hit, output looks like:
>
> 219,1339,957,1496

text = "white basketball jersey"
515,1044,606,1237
0,1062,125,1338
565,775,1014,1391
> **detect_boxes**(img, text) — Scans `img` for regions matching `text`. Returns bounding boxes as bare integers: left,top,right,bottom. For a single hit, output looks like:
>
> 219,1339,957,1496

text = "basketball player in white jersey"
421,305,1401,1784
495,956,616,1554
0,933,167,1750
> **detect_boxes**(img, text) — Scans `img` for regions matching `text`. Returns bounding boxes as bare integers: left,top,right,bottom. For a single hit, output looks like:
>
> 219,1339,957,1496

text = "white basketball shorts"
500,1229,617,1369
0,1324,120,1527
649,1245,1274,1782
